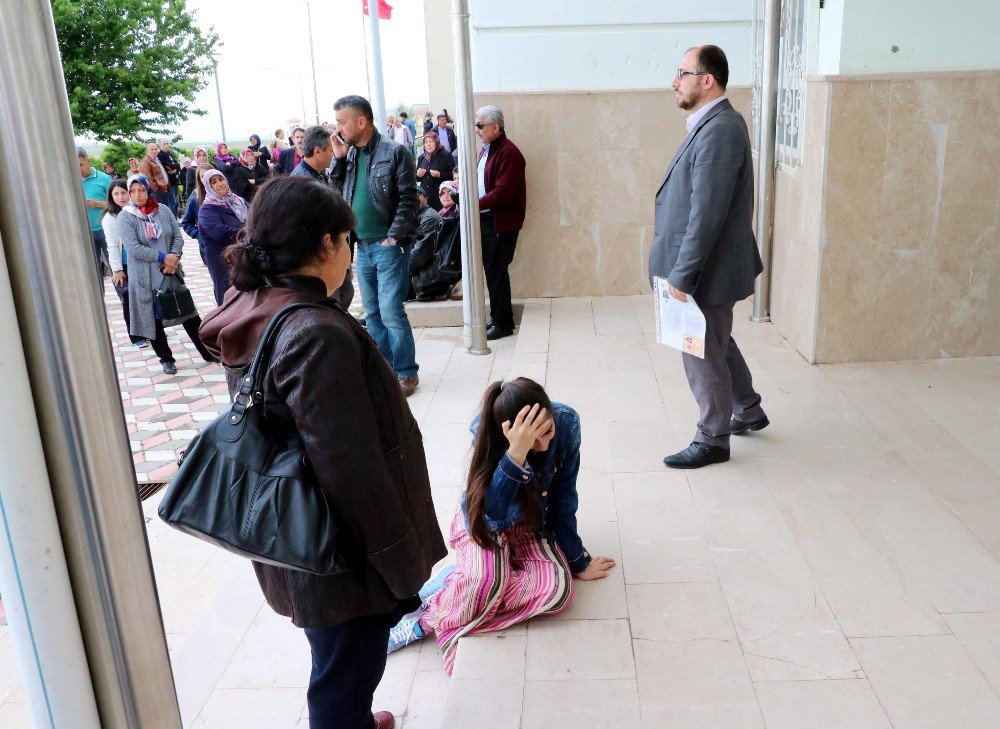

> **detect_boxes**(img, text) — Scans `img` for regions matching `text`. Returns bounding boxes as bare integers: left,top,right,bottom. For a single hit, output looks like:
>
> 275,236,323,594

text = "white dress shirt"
685,94,728,133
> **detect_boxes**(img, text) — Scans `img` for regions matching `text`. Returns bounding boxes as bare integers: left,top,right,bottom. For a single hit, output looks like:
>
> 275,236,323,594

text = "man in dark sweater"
475,105,526,340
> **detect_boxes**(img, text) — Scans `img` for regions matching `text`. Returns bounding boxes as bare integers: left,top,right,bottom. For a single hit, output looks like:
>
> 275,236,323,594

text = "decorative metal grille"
776,0,806,168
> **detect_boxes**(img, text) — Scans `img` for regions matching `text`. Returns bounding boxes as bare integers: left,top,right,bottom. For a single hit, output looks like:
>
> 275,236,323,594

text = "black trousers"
149,316,214,365
302,609,407,729
480,213,519,329
112,271,145,345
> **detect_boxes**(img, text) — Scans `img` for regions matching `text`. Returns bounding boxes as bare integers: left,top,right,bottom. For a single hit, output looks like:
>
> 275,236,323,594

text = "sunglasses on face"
475,122,492,129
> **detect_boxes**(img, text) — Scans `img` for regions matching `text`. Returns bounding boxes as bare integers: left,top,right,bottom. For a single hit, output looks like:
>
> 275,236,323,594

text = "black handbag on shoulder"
157,302,350,575
155,269,197,320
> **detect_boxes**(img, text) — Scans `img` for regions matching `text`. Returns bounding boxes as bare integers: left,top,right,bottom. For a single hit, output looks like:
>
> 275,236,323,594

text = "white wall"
819,0,1000,75
469,0,754,92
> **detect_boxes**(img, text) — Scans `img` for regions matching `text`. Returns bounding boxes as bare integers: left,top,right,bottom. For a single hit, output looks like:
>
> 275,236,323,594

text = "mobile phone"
335,132,346,144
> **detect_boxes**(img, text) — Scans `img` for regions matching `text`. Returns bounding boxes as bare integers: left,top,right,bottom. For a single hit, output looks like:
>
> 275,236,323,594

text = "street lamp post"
212,55,226,144
305,0,320,123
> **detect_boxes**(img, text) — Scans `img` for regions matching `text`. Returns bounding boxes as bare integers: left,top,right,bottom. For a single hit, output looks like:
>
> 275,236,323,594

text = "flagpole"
365,0,387,130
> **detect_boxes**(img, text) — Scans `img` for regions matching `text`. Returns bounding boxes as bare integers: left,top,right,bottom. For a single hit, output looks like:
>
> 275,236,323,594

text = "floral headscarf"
201,168,248,223
239,147,255,169
193,145,208,163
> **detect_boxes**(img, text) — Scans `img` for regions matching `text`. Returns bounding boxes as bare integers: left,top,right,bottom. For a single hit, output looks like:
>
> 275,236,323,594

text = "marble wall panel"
473,87,750,298
815,70,1000,362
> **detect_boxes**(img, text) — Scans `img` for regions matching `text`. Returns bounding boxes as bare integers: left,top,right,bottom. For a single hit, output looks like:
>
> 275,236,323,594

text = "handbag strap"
229,300,336,425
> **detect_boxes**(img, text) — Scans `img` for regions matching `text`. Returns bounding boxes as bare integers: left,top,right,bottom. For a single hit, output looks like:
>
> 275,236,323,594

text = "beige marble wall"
770,81,830,363
473,88,752,298
815,72,1000,362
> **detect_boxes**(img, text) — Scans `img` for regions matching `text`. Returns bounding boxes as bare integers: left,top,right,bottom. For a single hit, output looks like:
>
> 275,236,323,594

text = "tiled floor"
2,249,1000,727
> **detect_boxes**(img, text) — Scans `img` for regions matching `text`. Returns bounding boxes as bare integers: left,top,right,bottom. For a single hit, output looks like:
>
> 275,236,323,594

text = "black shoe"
486,324,514,340
663,442,730,469
162,361,177,375
731,415,770,436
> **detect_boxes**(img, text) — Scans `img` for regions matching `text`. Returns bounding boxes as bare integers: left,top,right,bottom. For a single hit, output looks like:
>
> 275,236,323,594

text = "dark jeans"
149,316,214,364
480,213,518,329
166,184,179,216
91,229,108,282
303,608,411,729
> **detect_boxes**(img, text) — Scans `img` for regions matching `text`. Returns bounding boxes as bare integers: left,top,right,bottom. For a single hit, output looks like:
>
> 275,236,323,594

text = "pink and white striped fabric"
420,510,574,675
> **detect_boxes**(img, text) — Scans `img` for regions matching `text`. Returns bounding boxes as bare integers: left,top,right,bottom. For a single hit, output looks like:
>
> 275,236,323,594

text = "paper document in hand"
653,276,706,358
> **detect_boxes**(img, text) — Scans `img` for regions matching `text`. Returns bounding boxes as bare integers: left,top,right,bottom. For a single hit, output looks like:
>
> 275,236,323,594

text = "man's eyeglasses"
475,122,493,129
676,69,711,80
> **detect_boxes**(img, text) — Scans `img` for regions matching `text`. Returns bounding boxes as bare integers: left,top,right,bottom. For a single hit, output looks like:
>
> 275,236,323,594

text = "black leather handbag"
157,302,349,575
155,270,197,320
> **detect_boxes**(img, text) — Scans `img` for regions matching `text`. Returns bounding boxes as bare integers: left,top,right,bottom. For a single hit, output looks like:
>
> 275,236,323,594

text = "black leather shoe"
663,442,730,469
731,415,770,436
486,324,514,340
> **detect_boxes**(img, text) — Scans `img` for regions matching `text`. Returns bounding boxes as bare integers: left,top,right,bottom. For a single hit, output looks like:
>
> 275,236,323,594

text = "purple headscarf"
201,168,248,223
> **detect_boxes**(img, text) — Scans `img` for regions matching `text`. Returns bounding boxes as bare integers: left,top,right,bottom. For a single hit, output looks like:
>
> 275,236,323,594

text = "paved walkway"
2,250,1000,727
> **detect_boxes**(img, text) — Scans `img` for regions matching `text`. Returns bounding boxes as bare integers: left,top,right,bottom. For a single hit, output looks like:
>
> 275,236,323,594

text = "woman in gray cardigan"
118,175,217,374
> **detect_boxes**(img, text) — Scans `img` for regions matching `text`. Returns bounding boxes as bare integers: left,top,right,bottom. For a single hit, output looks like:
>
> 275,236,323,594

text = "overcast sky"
176,0,430,142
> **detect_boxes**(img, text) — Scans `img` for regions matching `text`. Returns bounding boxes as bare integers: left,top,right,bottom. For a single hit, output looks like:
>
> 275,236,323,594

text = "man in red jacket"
475,105,526,340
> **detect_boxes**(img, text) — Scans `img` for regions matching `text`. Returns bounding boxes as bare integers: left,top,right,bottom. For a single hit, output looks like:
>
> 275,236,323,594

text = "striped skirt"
421,510,574,675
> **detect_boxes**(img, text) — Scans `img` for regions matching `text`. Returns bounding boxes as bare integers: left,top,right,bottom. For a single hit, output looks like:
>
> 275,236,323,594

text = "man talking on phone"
649,45,768,470
332,95,421,397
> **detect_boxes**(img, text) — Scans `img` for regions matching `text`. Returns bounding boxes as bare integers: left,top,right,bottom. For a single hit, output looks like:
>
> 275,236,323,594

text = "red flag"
362,0,392,20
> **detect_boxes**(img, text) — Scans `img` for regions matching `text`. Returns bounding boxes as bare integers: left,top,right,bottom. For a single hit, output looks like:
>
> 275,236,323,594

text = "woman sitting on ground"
437,181,459,219
387,377,617,673
213,142,238,187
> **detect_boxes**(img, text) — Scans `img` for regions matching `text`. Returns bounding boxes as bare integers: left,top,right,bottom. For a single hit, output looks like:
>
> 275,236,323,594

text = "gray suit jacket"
648,99,763,305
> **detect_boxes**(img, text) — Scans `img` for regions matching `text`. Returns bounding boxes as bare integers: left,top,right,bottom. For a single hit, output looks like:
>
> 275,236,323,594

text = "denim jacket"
463,403,592,574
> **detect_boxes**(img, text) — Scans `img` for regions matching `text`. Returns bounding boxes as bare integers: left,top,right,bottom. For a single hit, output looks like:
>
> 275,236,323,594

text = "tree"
53,0,218,140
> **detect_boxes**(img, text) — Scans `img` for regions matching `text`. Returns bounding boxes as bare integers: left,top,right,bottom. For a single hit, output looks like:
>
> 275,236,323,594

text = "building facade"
424,0,1000,362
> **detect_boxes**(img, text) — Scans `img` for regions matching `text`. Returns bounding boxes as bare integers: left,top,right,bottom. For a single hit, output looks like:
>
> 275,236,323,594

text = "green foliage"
394,102,414,119
53,0,219,140
99,141,195,178
98,140,145,177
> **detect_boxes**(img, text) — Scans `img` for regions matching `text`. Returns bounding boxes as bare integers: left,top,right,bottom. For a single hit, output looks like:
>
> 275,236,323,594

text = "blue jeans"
355,240,418,378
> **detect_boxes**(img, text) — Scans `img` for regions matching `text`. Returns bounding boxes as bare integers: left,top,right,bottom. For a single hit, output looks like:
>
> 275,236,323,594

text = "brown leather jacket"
200,275,446,628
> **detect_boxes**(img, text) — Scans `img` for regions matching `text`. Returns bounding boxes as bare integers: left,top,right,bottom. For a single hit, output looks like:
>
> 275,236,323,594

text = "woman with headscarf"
117,174,217,374
416,134,453,211
197,168,248,304
233,147,258,202
103,178,150,348
248,134,271,181
185,146,209,200
181,163,215,264
213,142,238,187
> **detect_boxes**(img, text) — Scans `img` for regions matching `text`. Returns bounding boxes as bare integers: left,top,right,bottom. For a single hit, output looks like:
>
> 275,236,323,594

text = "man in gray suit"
649,45,769,469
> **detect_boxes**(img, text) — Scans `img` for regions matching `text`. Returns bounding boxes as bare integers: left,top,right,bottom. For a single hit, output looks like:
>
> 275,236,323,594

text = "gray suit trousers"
683,304,765,447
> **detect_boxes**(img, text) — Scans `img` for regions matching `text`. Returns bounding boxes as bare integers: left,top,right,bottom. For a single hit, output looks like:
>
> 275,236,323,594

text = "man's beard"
676,89,702,111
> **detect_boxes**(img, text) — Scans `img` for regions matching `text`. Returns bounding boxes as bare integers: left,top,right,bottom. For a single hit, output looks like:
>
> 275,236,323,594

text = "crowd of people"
79,44,766,729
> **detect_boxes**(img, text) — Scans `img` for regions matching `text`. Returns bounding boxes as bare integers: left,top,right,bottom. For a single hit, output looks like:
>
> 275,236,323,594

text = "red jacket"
478,133,526,233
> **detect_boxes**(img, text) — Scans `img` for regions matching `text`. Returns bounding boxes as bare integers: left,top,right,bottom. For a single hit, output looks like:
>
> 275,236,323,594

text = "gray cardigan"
648,98,763,305
118,206,187,340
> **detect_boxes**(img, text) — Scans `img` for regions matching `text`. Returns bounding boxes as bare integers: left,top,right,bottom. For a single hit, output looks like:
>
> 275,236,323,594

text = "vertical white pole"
752,0,781,323
451,0,489,354
366,1,387,129
0,235,101,729
213,57,226,144
0,0,181,725
306,0,321,123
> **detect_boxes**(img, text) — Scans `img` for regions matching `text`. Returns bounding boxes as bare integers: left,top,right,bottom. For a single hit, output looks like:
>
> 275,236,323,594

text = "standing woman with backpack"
199,175,446,729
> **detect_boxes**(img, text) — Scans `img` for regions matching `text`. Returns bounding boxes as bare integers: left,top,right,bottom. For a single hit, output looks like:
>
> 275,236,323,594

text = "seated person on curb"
386,377,617,673
408,185,460,301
